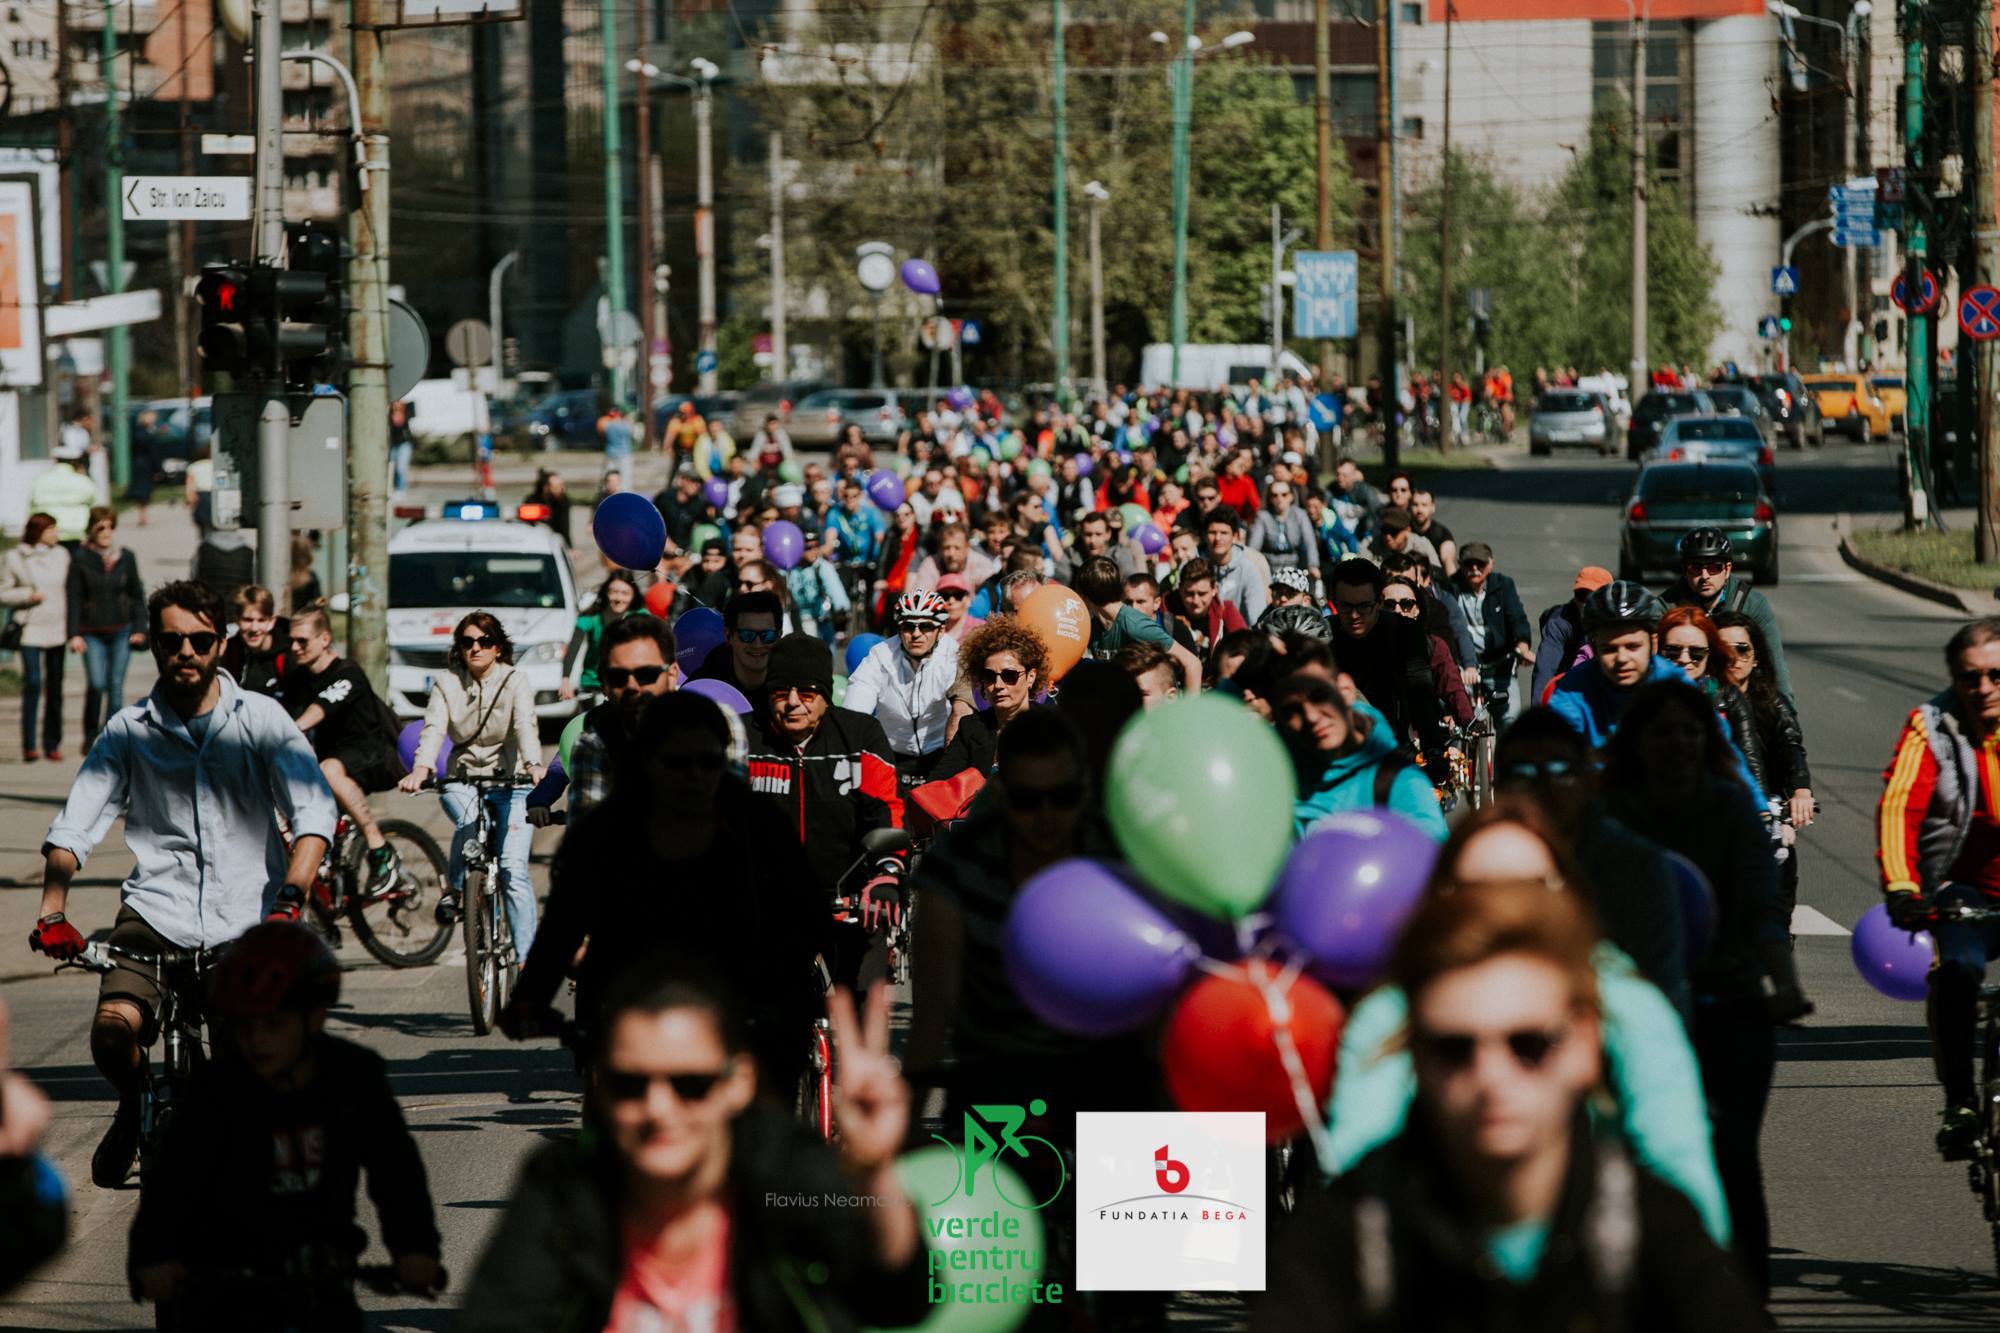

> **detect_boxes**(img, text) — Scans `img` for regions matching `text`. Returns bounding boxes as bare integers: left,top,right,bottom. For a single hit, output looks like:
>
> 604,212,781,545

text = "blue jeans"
440,783,536,957
81,632,133,747
1931,883,2000,1106
19,645,63,753
391,441,413,493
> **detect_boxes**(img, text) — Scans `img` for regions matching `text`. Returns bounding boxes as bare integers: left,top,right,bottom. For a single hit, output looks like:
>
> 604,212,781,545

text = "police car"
387,501,582,721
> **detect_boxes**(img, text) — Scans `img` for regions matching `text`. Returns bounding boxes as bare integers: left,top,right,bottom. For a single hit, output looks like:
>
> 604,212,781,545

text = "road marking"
1832,686,1866,703
1785,572,1866,583
1791,905,1851,936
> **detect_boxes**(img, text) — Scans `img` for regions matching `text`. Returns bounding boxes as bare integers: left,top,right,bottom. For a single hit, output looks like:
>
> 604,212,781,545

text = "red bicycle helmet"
210,921,342,1017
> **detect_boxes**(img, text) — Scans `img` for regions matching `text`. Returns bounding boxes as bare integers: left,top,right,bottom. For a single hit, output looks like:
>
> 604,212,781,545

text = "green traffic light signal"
1778,316,1793,332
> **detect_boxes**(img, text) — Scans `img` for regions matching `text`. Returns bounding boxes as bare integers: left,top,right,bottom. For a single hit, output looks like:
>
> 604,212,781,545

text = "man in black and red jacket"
748,635,905,990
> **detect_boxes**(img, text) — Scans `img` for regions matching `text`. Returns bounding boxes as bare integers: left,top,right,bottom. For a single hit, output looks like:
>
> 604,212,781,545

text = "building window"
1589,20,1688,194
1400,115,1424,139
1401,2,1424,23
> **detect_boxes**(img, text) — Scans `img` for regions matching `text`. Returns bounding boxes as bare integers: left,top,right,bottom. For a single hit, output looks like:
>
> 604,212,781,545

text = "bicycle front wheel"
347,820,454,968
463,865,498,1034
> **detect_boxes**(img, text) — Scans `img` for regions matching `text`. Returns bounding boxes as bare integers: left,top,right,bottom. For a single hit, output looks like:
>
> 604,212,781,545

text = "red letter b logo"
1155,1145,1189,1194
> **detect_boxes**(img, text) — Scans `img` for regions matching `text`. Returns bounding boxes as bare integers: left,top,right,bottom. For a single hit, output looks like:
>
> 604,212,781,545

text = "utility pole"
695,67,718,393
1168,0,1193,389
103,0,130,491
1314,0,1336,386
345,0,392,690
175,0,194,397
1086,181,1108,404
1375,0,1399,467
769,129,787,382
631,55,654,377
252,0,288,597
1630,6,1649,416
1051,0,1071,404
600,0,629,412
1901,0,1932,529
1975,0,1997,560
489,250,518,403
1437,0,1454,453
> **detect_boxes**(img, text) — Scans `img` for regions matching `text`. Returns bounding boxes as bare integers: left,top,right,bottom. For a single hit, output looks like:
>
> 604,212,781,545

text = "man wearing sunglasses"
747,636,906,989
527,614,678,826
1879,617,2000,1158
34,581,336,1187
845,591,960,783
281,601,406,892
1449,541,1533,726
687,591,783,723
1664,527,1792,706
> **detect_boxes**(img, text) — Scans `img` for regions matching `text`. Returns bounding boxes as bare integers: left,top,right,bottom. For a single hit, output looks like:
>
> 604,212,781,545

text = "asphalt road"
2,439,1997,1328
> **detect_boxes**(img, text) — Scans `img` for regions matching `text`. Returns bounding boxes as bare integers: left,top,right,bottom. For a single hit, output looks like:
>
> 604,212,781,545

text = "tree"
1400,150,1557,376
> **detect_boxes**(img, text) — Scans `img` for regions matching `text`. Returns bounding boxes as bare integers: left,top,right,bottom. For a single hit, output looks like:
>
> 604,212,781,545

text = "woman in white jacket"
399,610,545,954
1,514,73,760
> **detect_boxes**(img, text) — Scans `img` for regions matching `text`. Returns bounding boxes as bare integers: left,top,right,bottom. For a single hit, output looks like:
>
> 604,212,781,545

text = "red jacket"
1215,474,1261,520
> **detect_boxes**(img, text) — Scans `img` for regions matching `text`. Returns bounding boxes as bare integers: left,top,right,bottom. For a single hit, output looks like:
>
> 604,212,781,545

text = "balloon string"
1251,963,1339,1180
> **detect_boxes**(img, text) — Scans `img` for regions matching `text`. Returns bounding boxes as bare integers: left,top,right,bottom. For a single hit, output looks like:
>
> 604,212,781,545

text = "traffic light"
195,263,253,377
1778,315,1793,333
242,222,347,386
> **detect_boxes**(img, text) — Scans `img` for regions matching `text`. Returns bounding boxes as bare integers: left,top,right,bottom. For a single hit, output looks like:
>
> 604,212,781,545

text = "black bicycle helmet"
1256,603,1334,643
209,921,341,1017
1581,580,1666,634
1675,527,1733,563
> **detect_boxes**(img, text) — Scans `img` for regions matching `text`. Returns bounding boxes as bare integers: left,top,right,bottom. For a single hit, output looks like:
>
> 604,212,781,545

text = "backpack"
1373,750,1414,807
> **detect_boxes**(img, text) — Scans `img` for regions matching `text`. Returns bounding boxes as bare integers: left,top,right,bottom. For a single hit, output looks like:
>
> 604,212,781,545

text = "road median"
1838,521,1988,614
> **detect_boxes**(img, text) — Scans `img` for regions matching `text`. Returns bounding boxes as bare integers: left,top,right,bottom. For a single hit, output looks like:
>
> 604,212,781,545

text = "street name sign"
1293,251,1358,340
122,176,251,221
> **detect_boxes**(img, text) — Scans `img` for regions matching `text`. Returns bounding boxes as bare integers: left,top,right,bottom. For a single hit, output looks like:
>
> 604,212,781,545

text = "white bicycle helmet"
895,589,949,625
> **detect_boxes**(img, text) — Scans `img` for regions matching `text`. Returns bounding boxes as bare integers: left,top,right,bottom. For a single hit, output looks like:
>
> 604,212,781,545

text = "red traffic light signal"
196,263,253,375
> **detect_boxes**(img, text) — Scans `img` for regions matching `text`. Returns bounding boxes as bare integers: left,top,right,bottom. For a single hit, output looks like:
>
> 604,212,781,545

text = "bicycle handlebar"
52,941,215,974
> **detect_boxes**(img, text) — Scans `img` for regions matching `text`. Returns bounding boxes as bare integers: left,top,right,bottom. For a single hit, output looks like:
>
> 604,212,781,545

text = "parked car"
731,379,833,439
1528,389,1616,456
1627,389,1716,459
1801,372,1893,441
1620,459,1777,585
1723,372,1822,450
1649,415,1775,496
1701,383,1776,445
1870,375,1908,434
516,388,606,451
788,388,906,449
649,391,743,440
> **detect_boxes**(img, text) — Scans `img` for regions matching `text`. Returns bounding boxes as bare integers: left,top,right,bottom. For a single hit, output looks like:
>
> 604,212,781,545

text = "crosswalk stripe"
1792,905,1851,936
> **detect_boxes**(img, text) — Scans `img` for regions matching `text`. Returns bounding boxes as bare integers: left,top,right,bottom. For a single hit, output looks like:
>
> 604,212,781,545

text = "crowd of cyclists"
1,376,1995,1331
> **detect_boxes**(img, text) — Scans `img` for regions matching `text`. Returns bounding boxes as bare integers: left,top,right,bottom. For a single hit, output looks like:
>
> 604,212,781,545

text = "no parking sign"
1961,285,2000,342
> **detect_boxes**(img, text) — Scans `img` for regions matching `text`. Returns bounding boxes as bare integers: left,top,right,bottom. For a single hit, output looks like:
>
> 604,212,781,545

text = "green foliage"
1403,104,1720,380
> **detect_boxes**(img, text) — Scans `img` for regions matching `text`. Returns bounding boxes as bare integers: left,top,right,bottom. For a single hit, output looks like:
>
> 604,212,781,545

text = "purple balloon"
682,676,753,715
1275,811,1440,989
845,633,885,674
1132,522,1167,556
396,721,450,776
762,519,805,571
1852,903,1934,1002
594,491,667,570
1073,452,1095,477
673,607,725,674
1662,851,1717,965
1004,858,1200,1035
703,477,730,509
866,469,905,513
900,258,941,296
947,387,975,412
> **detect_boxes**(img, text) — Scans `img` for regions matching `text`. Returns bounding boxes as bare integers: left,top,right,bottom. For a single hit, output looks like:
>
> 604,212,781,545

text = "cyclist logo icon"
927,1099,1068,1211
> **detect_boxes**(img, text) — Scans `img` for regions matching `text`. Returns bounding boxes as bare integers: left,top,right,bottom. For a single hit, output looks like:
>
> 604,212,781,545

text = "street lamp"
625,58,720,395
1083,181,1110,403
1156,25,1255,387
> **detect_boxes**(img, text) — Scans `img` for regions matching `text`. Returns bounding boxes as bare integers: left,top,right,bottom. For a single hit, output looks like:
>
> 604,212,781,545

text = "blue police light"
448,501,493,521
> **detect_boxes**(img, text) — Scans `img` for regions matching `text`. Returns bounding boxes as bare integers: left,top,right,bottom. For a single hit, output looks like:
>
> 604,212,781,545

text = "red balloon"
1161,960,1343,1142
644,581,675,617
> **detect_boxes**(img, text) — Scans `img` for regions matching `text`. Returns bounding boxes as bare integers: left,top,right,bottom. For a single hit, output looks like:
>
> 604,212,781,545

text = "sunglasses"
1463,560,1491,572
1663,644,1710,665
737,579,770,591
1383,596,1420,612
976,666,1026,687
1684,560,1729,576
1414,1025,1569,1073
1006,780,1083,812
286,635,319,650
457,633,496,651
1497,758,1580,786
1958,667,2000,688
598,1064,733,1104
153,630,220,655
1333,599,1377,616
899,619,943,632
1721,641,1755,658
769,684,825,702
937,589,969,601
734,627,781,645
603,664,669,687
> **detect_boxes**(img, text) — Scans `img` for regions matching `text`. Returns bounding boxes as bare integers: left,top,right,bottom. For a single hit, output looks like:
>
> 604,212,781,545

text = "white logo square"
1074,1111,1266,1291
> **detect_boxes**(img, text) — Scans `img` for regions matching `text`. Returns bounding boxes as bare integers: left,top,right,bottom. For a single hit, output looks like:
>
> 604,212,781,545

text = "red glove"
30,914,84,960
858,876,903,932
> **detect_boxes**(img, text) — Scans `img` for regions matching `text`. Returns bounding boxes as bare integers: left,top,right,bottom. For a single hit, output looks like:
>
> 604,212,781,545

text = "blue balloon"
673,607,725,674
845,633,885,674
594,491,667,570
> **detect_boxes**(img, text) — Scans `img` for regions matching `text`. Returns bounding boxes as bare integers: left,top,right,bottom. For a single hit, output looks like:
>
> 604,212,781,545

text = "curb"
1837,531,1979,614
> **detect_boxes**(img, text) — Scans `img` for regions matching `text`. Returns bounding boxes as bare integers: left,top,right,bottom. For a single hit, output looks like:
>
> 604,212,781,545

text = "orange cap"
1574,565,1614,592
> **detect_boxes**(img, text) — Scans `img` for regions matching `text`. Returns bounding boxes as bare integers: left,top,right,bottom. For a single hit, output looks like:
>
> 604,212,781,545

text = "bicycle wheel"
493,881,519,1014
1470,727,1495,810
346,821,454,968
463,864,498,1035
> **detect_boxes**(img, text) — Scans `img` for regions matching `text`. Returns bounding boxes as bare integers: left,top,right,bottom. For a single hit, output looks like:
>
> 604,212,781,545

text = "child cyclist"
128,922,443,1329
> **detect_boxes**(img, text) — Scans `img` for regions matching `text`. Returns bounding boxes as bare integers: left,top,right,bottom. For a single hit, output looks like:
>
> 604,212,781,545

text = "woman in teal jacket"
1274,674,1447,841
1319,804,1732,1248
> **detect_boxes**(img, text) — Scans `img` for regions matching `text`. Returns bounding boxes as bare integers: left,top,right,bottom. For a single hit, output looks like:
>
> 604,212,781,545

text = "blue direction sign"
1771,266,1800,296
1961,285,2000,341
695,349,718,374
1833,226,1882,249
1758,315,1782,339
1294,251,1359,339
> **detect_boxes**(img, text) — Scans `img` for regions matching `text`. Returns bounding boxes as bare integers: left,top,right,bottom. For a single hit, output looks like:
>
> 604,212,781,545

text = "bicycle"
449,774,537,1036
1927,901,2000,1277
298,814,452,968
51,941,219,1187
800,828,915,1139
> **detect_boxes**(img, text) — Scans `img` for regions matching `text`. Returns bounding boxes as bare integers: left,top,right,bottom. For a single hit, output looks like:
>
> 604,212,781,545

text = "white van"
386,507,581,721
1139,344,1316,391
402,377,491,445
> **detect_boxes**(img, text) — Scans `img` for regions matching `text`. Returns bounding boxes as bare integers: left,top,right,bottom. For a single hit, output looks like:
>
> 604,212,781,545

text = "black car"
1627,389,1716,459
1713,372,1822,450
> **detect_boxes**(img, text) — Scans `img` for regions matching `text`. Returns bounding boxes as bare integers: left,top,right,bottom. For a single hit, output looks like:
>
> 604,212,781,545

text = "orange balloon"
1161,960,1344,1142
644,581,675,617
1017,583,1090,682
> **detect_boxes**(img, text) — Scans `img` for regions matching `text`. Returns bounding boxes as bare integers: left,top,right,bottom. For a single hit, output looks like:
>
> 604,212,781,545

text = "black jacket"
459,1107,931,1333
1255,1118,1763,1333
748,707,905,897
931,706,1004,781
66,545,142,636
1334,614,1444,755
128,1037,440,1281
1708,679,1768,798
1750,690,1811,797
223,618,291,698
1448,569,1531,671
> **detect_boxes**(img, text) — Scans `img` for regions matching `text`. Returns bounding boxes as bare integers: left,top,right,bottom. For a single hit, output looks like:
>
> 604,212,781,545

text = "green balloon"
1027,458,1053,480
970,446,992,466
557,712,589,770
1117,502,1150,531
1105,695,1295,919
832,673,848,707
689,522,722,551
876,1145,1047,1333
1174,463,1190,484
998,433,1023,460
778,459,805,484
